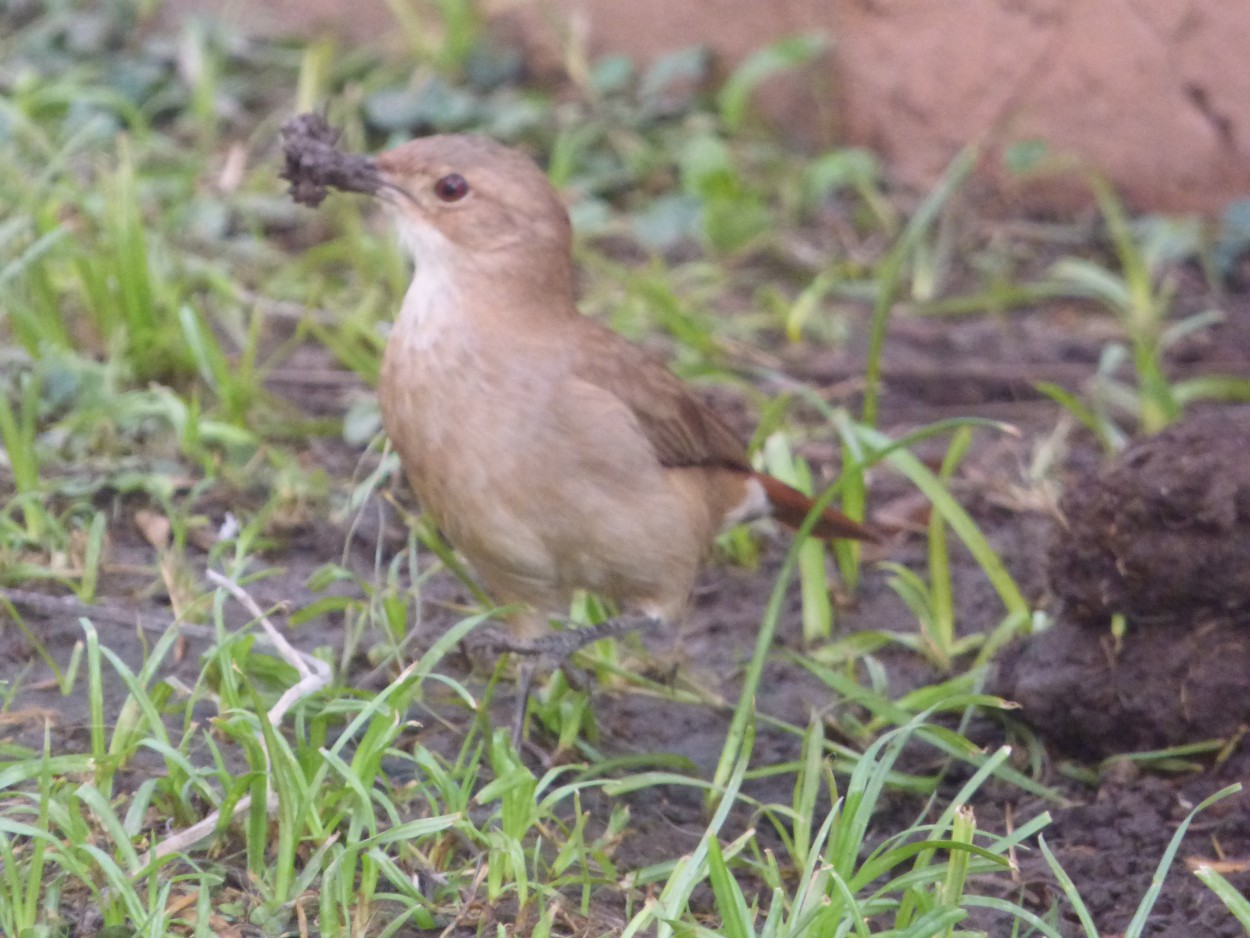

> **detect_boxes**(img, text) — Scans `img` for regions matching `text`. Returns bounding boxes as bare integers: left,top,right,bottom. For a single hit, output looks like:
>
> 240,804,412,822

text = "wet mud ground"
3,261,1250,936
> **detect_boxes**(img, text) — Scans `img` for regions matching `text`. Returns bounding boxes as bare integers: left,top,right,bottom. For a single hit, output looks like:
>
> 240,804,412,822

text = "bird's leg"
511,657,538,748
469,613,664,747
471,612,663,658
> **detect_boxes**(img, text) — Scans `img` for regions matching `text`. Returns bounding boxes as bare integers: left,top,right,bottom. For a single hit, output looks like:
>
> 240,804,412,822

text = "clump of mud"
995,408,1250,759
1049,409,1250,625
279,112,380,207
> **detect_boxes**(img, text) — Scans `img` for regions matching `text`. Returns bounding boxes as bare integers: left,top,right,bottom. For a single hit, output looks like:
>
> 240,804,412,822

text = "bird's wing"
564,318,879,542
568,319,751,472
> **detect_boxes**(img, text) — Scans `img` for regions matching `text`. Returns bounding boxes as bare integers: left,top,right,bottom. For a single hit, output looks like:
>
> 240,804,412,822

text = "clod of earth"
993,408,1250,759
279,112,381,207
1049,408,1250,625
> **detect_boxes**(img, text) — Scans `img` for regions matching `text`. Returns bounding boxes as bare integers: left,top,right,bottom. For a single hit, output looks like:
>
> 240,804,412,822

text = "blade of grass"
718,33,828,132
1123,783,1243,938
1194,865,1250,930
862,145,978,428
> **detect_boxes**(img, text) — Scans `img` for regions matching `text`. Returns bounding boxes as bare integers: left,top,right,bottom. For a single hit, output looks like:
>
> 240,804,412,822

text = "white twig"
206,570,331,725
138,571,331,869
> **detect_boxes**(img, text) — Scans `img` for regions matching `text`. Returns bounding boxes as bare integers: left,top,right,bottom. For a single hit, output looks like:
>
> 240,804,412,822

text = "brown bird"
369,134,874,738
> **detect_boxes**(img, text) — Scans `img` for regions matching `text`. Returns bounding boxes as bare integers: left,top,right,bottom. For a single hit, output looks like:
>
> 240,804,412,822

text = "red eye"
433,173,469,202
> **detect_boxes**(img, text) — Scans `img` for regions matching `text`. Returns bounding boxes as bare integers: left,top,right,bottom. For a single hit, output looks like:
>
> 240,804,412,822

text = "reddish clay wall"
167,0,1250,214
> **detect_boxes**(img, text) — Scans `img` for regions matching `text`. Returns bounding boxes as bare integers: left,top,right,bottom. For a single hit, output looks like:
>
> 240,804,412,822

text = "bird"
367,133,875,740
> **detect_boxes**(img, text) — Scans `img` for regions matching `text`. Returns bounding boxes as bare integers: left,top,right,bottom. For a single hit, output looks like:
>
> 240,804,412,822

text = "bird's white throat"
392,216,464,349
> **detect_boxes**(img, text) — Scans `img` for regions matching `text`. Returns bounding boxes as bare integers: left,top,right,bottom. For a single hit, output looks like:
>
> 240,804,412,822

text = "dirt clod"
995,613,1250,758
994,408,1250,759
279,112,381,207
1049,408,1250,626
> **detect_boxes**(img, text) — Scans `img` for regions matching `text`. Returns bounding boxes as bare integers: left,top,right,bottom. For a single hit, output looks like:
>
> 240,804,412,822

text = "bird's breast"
379,286,568,578
382,317,503,504
377,280,717,615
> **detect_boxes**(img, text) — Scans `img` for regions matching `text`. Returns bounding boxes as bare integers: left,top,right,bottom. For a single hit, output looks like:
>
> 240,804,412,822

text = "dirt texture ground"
4,268,1250,935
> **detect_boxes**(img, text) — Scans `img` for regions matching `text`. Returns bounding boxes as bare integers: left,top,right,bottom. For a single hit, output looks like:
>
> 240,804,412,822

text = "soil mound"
996,409,1250,759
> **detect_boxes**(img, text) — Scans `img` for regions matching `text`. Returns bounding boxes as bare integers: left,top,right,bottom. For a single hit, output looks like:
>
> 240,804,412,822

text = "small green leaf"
1003,139,1051,175
718,33,828,131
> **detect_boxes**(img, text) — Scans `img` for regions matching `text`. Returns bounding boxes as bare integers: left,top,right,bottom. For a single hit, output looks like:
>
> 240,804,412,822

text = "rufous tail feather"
753,472,879,542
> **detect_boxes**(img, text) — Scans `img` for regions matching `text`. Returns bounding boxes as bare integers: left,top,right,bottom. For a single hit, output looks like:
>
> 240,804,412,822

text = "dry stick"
137,571,331,869
0,586,215,638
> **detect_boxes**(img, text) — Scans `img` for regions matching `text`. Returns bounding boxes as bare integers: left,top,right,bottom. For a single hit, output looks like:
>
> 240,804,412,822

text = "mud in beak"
279,112,383,207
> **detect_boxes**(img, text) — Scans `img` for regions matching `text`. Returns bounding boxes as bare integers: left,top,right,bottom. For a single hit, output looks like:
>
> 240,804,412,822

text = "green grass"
1,1,1246,936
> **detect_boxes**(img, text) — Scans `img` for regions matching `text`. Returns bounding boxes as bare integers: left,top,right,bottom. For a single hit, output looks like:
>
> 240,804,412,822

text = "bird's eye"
433,173,470,202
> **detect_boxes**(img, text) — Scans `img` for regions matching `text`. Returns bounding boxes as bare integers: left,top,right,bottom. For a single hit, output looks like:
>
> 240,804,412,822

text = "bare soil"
4,273,1250,935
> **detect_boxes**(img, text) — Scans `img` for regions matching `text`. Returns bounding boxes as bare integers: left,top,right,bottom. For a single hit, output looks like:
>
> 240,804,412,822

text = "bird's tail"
753,472,879,542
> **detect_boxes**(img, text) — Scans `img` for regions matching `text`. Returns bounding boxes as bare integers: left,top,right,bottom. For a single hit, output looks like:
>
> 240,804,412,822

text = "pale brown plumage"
372,134,874,658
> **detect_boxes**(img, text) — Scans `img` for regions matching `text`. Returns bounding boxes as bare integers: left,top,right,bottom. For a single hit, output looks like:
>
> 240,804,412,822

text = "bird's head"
374,134,573,277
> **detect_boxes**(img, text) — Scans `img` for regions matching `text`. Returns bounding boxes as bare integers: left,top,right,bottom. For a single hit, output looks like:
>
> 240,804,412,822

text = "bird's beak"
372,160,420,208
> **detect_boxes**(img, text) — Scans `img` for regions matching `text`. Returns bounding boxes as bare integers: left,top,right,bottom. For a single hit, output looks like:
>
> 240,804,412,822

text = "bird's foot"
466,614,662,747
468,612,662,658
